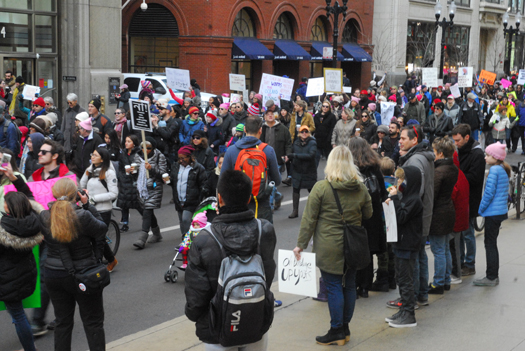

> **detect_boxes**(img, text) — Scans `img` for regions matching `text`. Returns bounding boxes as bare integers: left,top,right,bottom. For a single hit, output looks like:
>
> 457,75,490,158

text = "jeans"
137,207,159,233
177,209,193,240
205,333,268,351
45,274,105,351
395,257,416,313
429,235,449,287
413,240,429,300
472,129,480,141
320,269,357,329
484,214,507,280
32,244,51,327
100,211,115,263
315,145,331,168
120,207,129,224
445,234,453,285
4,300,36,351
460,218,476,269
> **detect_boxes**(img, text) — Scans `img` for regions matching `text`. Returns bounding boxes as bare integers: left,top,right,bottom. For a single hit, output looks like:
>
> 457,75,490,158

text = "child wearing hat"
475,142,511,287
178,211,210,269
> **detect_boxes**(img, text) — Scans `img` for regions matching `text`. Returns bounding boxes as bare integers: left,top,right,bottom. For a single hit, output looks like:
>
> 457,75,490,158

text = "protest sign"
382,202,398,243
437,79,444,87
166,67,191,91
22,84,41,101
129,100,152,132
243,90,249,103
305,77,325,97
229,74,246,91
450,84,461,98
458,67,473,88
479,70,497,85
380,102,396,126
258,73,295,104
500,78,512,89
421,67,438,88
278,250,317,297
230,94,241,103
323,68,343,93
343,86,352,94
518,69,525,85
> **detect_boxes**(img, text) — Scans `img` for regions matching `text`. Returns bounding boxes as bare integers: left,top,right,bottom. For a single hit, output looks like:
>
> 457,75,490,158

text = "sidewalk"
106,214,525,351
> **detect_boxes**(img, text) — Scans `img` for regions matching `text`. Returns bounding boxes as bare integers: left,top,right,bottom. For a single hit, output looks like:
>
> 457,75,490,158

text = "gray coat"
62,104,85,151
403,101,426,124
139,149,168,210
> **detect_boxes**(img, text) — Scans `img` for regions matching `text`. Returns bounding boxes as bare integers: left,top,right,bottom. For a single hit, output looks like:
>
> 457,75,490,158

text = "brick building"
122,0,374,95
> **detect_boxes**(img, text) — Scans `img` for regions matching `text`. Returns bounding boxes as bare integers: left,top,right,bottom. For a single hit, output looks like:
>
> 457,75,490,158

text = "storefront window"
311,17,327,42
273,14,293,40
35,0,56,12
0,0,31,10
0,13,32,52
406,21,436,68
232,9,255,37
35,15,56,53
342,19,359,43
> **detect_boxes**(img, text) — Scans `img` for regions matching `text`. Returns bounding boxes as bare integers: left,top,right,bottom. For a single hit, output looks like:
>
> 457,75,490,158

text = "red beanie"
360,90,368,95
33,97,45,108
188,106,199,115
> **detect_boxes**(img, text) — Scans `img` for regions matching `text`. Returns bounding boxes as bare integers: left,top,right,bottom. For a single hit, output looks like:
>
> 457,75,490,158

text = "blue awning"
310,41,344,61
232,37,274,60
341,43,372,62
273,39,311,60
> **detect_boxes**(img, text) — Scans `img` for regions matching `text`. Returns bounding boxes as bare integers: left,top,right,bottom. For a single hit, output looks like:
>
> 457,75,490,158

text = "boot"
288,192,299,218
274,192,283,210
313,277,328,302
282,177,292,186
315,327,346,346
133,231,149,249
120,224,129,232
370,270,389,292
147,226,163,243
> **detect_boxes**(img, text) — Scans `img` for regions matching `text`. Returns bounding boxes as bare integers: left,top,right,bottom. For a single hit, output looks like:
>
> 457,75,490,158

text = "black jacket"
117,147,141,209
370,135,394,158
220,113,237,141
260,121,292,166
424,112,454,143
289,136,317,189
458,101,483,131
458,137,486,218
154,117,180,155
73,132,103,178
116,91,130,111
91,113,113,138
361,165,388,253
170,161,209,213
185,209,276,344
193,146,216,179
313,112,337,148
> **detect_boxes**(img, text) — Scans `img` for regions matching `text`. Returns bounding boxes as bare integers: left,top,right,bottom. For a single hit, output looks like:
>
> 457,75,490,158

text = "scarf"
114,117,127,140
218,204,249,215
137,160,149,200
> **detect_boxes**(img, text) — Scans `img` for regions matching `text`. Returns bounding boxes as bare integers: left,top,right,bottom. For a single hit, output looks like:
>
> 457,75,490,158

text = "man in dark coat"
457,93,483,141
73,118,103,178
451,124,485,276
62,93,85,152
87,98,113,137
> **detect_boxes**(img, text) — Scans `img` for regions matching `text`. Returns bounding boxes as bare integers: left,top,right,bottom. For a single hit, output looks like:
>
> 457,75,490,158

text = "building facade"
373,0,521,85
121,0,375,94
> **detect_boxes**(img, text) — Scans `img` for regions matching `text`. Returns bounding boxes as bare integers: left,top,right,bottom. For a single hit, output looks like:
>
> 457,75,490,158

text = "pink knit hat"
388,95,397,102
220,102,230,110
79,118,92,131
254,93,263,101
368,103,376,111
485,142,506,161
192,211,208,228
141,80,149,89
351,96,359,103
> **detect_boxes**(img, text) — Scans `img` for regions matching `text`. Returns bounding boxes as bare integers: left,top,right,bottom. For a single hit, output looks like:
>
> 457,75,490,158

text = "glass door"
36,58,56,102
2,57,33,85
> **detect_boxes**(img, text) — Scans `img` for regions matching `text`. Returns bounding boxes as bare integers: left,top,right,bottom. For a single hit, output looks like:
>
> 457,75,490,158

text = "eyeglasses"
90,153,100,158
192,136,201,140
322,105,330,108
235,106,242,108
146,147,153,150
114,112,122,115
362,114,368,117
39,150,52,155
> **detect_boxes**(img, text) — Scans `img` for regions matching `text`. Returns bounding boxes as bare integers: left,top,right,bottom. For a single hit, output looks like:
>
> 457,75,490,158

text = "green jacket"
296,178,372,275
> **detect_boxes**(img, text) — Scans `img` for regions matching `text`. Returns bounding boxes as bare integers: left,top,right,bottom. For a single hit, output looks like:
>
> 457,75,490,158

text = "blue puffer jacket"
516,101,525,127
179,115,204,146
479,164,509,217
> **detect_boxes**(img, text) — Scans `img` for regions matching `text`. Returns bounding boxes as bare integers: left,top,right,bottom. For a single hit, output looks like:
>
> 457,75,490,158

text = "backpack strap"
100,178,109,193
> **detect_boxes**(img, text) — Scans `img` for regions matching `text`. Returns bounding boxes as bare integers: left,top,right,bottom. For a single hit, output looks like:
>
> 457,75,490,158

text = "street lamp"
503,11,521,74
435,0,456,79
325,0,348,68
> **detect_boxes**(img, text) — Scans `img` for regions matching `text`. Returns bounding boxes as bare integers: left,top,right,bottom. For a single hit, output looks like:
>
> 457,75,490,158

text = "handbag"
59,245,110,294
328,182,371,271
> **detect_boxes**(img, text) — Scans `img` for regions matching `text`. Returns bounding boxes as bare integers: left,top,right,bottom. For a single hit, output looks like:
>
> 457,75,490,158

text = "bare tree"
358,19,405,73
406,28,437,69
483,30,505,72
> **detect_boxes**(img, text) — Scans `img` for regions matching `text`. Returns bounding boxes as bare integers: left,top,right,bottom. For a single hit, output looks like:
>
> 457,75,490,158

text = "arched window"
273,13,293,40
232,9,255,37
311,17,327,41
342,19,359,43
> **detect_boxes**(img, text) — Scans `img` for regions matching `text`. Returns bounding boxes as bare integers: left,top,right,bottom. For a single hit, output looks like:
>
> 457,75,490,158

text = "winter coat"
80,165,118,213
297,179,373,275
154,117,181,156
516,101,525,127
90,113,113,138
360,165,388,253
193,145,216,179
220,113,236,141
429,158,457,236
289,111,315,140
48,126,65,146
29,163,73,182
458,101,482,130
179,116,205,146
205,117,224,152
425,112,454,143
391,166,423,252
185,210,276,344
452,152,470,232
117,147,142,209
457,137,485,219
0,118,19,154
479,164,509,217
289,136,317,190
0,202,44,302
369,134,394,158
443,103,460,125
489,112,518,140
73,131,103,178
170,160,208,213
116,90,130,111
233,110,248,125
354,119,377,144
138,149,167,210
403,101,426,124
61,104,85,151
331,119,356,147
313,112,337,148
260,121,292,166
40,203,107,273
399,142,435,236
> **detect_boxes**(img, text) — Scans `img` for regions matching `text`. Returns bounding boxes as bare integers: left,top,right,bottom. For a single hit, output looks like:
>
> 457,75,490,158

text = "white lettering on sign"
1,27,5,39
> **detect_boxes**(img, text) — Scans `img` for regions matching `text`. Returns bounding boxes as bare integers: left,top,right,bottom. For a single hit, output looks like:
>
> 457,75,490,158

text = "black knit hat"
145,136,157,150
89,98,101,110
193,129,206,138
15,76,24,84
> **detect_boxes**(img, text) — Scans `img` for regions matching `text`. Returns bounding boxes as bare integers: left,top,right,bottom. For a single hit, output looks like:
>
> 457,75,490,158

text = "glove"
515,117,520,122
17,94,24,102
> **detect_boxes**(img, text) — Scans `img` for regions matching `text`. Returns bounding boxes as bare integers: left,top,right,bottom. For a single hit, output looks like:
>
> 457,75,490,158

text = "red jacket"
452,151,470,232
31,163,71,181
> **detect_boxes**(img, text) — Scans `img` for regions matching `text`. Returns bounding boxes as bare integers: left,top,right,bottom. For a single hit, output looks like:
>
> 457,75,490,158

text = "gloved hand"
17,94,24,102
179,245,185,253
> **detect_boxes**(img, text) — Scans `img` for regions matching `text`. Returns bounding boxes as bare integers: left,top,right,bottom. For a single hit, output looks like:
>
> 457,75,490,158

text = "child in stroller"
179,212,209,269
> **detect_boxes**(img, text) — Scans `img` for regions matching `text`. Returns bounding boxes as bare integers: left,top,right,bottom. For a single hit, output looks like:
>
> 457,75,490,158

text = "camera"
76,189,86,202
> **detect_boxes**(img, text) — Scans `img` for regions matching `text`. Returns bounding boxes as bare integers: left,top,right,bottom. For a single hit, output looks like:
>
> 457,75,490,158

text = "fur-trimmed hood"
0,200,44,250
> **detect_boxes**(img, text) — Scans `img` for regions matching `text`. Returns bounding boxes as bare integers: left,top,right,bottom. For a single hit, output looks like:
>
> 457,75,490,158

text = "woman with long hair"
332,108,357,148
117,134,141,232
40,177,107,351
103,129,122,172
354,111,377,144
278,107,292,129
314,101,337,166
348,137,388,298
80,147,119,271
294,146,372,345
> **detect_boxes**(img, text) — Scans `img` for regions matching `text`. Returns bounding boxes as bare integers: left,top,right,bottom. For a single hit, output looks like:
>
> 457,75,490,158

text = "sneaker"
388,311,417,328
274,300,282,307
417,297,429,306
385,310,403,323
428,284,444,295
31,324,48,336
386,297,402,309
106,258,118,272
461,266,476,276
473,276,499,286
120,224,129,232
178,263,187,270
47,319,56,330
450,275,463,284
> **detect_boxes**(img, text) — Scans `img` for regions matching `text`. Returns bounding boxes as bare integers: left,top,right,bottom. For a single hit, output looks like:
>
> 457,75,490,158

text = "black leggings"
293,187,312,194
136,207,158,232
99,211,115,263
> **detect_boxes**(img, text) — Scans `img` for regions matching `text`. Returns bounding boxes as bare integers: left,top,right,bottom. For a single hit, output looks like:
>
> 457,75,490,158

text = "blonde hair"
50,178,79,243
325,145,363,182
342,107,354,119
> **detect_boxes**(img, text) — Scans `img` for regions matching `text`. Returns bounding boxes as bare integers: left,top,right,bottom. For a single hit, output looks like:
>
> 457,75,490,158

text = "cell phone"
0,153,11,171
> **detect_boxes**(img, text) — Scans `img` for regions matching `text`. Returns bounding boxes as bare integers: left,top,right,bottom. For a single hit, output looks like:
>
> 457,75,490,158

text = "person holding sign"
294,146,372,345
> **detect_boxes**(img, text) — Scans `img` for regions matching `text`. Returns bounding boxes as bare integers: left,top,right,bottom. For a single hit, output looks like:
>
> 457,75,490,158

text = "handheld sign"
278,250,317,297
305,77,325,97
229,74,246,91
421,67,438,88
22,84,41,101
458,67,473,88
518,69,525,85
323,68,343,94
166,67,191,91
259,73,295,103
479,70,497,85
450,83,461,98
129,100,152,177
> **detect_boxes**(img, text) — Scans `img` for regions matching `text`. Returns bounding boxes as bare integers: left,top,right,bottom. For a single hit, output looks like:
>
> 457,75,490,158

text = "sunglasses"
235,106,242,108
362,115,368,117
300,130,309,134
114,112,122,115
192,112,199,115
146,147,153,150
192,136,201,140
39,150,52,155
322,105,330,108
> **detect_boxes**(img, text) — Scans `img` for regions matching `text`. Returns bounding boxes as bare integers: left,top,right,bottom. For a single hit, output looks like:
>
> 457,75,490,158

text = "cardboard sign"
458,67,473,88
278,250,317,298
518,69,525,85
343,86,352,94
380,102,396,126
166,67,191,91
258,73,295,103
230,94,241,103
305,77,325,97
323,68,343,94
129,100,153,132
21,84,41,101
229,74,246,91
500,78,512,89
382,202,398,243
322,47,333,60
450,83,461,98
0,247,40,310
421,67,438,88
479,70,497,85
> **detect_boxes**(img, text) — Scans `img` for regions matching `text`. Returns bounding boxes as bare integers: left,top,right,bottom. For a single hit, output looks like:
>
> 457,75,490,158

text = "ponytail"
50,178,80,243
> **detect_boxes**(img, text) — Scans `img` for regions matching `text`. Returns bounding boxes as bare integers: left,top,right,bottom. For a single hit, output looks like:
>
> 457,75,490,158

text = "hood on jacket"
400,165,421,198
211,210,258,257
329,178,363,192
0,200,44,249
263,120,280,127
234,136,262,150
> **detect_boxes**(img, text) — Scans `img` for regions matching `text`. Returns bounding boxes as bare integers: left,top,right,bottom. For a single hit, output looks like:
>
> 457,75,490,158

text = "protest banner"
450,84,461,98
458,67,473,88
258,73,295,105
305,77,325,97
129,99,153,176
380,102,396,125
278,250,317,297
22,84,41,101
518,69,525,85
479,70,497,85
500,78,512,89
230,94,241,103
166,67,191,91
229,74,246,91
383,202,398,242
323,68,343,94
421,67,438,88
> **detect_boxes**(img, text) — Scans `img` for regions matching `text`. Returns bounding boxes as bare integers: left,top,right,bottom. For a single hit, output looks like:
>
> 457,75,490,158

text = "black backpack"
3,118,22,154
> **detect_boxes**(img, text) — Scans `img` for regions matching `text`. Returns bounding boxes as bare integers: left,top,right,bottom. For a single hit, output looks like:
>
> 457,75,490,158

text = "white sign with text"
305,77,325,97
458,67,473,88
229,74,246,91
258,73,295,103
323,68,343,93
166,67,191,91
278,250,317,297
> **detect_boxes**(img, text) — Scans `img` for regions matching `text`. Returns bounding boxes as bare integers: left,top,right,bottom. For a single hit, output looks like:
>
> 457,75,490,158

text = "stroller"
164,197,218,283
